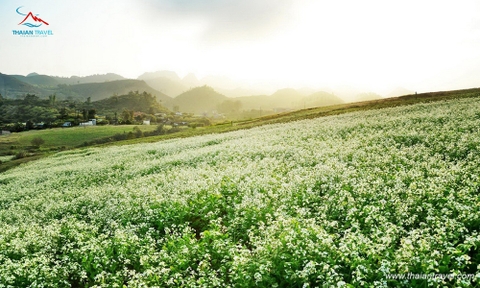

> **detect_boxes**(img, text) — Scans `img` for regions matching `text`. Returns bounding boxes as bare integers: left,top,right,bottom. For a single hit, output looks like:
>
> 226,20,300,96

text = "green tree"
133,126,143,138
25,120,34,130
148,106,155,115
48,94,56,106
88,109,96,120
121,109,133,123
155,124,165,134
24,94,40,105
134,113,145,122
59,107,68,119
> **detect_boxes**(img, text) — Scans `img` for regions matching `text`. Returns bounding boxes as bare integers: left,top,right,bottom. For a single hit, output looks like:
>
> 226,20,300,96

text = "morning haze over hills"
0,70,410,115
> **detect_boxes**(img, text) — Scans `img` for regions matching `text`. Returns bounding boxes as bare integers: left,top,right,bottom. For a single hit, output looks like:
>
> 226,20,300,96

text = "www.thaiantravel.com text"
386,272,476,280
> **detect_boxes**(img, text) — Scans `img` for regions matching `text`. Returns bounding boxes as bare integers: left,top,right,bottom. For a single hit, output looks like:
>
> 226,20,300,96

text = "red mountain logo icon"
19,12,49,26
16,7,49,28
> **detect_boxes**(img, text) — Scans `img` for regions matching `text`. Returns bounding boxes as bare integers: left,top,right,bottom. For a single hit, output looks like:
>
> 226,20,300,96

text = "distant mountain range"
137,70,271,97
0,73,171,106
172,86,346,114
11,73,126,87
1,71,415,114
0,73,47,96
56,80,172,104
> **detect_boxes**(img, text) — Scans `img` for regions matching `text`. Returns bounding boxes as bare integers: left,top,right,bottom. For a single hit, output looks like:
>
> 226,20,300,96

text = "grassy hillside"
0,96,479,286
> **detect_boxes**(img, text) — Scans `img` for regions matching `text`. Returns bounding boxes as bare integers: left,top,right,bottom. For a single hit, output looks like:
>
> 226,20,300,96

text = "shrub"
155,124,165,134
14,150,27,159
133,126,143,138
31,137,45,147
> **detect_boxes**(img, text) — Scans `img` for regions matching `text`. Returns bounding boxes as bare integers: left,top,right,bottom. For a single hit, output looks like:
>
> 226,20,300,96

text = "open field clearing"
1,97,480,286
0,125,158,151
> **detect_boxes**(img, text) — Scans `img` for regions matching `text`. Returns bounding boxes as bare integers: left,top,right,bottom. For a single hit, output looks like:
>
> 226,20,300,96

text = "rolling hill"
11,74,60,88
268,88,305,108
171,87,350,114
55,79,173,105
302,91,344,108
11,73,126,88
173,86,228,114
237,89,345,111
2,73,165,105
53,73,126,85
1,71,402,115
93,91,170,115
0,73,46,98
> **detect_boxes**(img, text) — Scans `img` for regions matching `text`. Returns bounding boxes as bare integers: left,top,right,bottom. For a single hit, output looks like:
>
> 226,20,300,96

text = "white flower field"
1,97,480,287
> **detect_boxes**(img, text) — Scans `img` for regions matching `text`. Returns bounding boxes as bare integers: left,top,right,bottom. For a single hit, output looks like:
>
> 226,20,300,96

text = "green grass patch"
21,125,155,147
0,125,158,172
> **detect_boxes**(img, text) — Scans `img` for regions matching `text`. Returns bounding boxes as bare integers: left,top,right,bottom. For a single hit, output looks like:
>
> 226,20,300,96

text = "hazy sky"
1,0,480,94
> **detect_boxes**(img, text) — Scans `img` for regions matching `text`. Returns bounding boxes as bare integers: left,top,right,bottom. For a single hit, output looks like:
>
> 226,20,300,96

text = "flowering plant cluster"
1,98,480,287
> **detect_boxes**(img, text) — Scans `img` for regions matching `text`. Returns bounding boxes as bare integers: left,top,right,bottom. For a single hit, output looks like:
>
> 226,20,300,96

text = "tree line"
0,91,169,132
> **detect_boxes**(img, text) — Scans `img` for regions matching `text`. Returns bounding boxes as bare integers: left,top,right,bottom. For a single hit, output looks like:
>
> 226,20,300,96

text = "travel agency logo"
12,6,54,37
